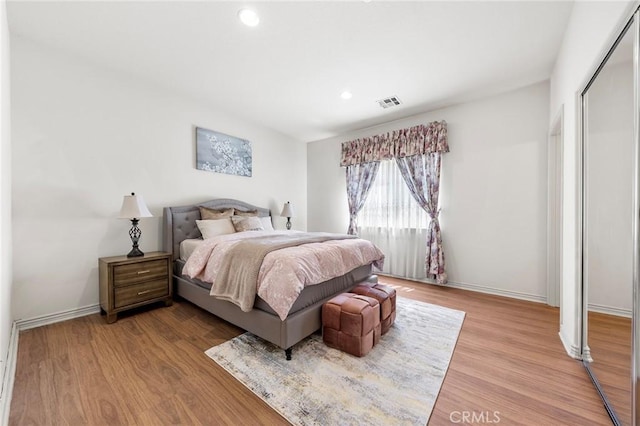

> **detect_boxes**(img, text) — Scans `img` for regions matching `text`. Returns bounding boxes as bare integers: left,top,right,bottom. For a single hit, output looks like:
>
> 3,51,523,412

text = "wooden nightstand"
98,251,172,323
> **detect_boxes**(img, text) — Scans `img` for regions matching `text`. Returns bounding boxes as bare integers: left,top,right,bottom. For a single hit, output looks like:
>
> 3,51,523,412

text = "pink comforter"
183,231,385,320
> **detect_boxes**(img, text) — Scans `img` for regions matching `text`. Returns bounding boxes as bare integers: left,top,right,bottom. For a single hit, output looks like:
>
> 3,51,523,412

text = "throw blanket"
213,233,356,312
183,231,385,320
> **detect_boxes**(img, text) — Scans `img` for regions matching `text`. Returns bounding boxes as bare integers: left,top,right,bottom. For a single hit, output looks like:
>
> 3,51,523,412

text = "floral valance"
340,120,449,167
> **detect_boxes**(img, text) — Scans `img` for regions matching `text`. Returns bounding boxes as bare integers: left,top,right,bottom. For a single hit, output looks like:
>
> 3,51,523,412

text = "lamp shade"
119,193,152,219
280,201,294,218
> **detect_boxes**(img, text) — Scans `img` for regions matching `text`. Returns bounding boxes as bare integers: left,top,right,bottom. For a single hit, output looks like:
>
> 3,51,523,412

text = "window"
359,159,430,230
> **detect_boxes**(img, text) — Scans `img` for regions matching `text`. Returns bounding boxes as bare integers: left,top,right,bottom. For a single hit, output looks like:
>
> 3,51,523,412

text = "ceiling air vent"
377,96,402,109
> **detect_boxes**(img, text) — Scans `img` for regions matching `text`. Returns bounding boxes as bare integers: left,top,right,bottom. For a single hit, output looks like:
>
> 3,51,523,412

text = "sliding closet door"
582,13,636,425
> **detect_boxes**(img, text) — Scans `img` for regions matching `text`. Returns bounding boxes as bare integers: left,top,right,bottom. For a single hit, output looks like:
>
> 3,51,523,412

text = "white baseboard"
587,303,632,318
559,327,582,360
15,304,100,331
445,280,547,304
0,303,100,425
378,274,547,304
582,345,593,363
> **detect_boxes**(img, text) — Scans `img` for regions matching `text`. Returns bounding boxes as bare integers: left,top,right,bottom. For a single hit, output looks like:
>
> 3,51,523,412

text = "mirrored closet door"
582,10,637,426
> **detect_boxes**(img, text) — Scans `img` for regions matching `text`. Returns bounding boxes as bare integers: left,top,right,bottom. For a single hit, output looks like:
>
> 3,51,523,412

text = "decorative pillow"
234,209,259,217
260,216,274,231
231,215,264,232
199,206,234,220
196,218,236,239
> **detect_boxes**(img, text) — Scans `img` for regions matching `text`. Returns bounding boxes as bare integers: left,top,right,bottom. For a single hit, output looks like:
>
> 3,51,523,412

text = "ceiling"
7,1,574,142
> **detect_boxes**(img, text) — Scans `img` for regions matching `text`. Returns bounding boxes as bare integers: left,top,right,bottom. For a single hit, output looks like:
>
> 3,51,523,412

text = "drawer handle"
137,270,150,275
137,290,152,295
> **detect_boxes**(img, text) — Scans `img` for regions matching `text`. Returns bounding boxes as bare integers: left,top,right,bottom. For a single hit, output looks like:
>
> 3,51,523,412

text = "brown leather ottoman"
322,293,381,357
352,282,396,335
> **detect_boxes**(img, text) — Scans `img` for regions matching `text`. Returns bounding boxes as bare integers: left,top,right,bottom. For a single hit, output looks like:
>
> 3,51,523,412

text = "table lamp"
119,192,152,257
280,201,294,230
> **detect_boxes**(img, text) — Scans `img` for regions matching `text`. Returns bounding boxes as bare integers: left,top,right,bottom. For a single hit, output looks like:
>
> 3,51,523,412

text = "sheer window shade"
358,159,430,279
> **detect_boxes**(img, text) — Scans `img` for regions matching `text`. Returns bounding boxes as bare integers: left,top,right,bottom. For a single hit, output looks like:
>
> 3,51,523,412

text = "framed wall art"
195,127,252,177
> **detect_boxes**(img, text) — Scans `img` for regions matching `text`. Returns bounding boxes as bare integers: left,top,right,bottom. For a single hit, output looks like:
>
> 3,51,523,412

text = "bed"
162,198,383,359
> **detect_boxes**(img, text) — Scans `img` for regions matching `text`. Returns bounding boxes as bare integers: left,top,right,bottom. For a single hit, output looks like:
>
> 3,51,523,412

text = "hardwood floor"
9,277,613,425
587,311,632,425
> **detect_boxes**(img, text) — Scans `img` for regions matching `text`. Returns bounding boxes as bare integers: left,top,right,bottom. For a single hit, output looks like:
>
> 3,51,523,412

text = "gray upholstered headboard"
162,198,271,260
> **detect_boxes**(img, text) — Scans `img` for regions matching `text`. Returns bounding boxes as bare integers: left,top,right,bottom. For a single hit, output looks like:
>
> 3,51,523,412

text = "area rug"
205,297,465,426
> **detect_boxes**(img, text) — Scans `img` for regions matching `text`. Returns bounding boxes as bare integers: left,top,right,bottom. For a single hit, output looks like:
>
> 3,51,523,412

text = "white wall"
11,36,306,321
308,81,549,301
549,0,636,357
0,0,11,399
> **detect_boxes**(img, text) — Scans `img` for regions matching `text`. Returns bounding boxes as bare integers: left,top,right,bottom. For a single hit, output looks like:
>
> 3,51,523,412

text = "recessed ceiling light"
341,91,353,100
238,8,260,27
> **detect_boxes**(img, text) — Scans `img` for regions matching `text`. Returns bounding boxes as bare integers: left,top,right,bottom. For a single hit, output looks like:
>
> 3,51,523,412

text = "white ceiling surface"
7,1,574,142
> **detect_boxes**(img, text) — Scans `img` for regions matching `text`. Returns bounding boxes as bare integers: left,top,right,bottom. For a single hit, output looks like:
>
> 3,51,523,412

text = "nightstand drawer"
114,279,169,308
113,259,168,287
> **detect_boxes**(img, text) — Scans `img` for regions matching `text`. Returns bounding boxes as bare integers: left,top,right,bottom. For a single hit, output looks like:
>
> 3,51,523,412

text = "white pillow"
196,218,236,239
260,216,275,231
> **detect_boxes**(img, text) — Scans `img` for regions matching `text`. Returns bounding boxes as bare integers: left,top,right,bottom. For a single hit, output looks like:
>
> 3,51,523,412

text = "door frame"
547,107,564,308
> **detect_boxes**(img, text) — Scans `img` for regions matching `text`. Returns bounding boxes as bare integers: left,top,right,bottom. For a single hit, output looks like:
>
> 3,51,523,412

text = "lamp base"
127,218,144,257
127,246,144,258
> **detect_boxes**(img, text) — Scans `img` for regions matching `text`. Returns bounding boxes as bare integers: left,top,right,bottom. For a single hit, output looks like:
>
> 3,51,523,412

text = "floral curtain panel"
346,162,380,235
396,153,447,284
340,121,449,167
341,120,449,284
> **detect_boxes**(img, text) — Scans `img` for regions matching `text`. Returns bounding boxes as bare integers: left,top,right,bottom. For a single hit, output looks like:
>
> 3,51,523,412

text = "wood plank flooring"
587,311,632,424
9,277,614,425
